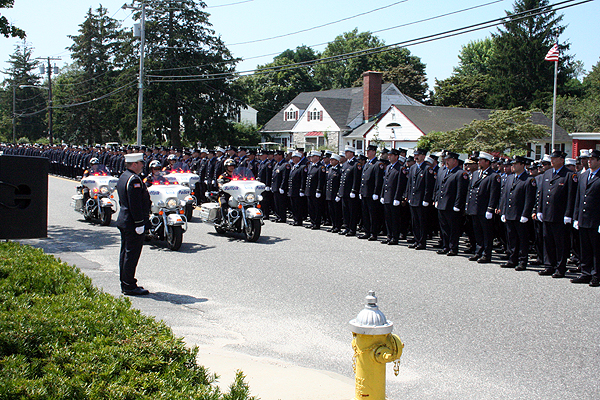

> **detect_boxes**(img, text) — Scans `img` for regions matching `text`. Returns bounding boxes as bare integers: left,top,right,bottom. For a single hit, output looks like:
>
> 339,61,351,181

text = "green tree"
239,46,320,126
0,41,46,142
487,0,576,110
432,74,491,108
142,0,239,147
453,38,496,77
0,0,25,39
417,107,548,155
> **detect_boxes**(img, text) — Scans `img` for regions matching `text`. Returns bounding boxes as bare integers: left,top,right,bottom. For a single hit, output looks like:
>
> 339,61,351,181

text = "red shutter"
307,111,310,121
295,111,298,120
319,111,323,121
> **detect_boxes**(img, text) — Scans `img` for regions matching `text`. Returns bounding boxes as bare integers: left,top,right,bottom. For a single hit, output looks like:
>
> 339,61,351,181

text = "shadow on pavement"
148,291,208,305
40,224,119,252
146,241,213,253
205,231,290,245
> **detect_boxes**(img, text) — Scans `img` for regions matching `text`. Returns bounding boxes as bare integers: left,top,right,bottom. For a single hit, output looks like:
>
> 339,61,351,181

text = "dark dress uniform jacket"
305,163,326,197
288,163,306,197
537,167,576,222
271,160,290,193
337,158,360,198
573,169,600,229
325,164,342,201
359,158,384,197
499,172,536,221
257,159,273,187
435,166,469,211
405,162,434,206
116,169,151,230
465,167,501,216
381,162,406,204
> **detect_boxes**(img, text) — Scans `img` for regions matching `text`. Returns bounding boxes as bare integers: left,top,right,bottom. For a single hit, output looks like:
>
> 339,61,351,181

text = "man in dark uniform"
537,150,577,278
257,150,274,219
405,148,434,249
337,146,361,236
380,149,407,245
434,152,468,256
304,150,326,229
271,150,290,223
288,151,306,226
499,156,537,270
531,156,552,265
326,153,343,233
359,144,384,241
571,149,600,286
116,153,151,296
465,151,501,263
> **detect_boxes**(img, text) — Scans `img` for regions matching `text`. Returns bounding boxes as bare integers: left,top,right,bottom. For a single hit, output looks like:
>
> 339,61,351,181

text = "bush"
0,242,255,400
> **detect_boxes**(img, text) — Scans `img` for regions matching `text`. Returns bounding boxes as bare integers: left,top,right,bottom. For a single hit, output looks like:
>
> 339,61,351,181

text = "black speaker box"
0,155,49,239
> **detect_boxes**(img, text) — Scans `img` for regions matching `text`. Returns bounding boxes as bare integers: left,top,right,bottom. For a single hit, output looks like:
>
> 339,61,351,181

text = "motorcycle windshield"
151,172,176,185
88,165,110,175
169,162,191,173
232,167,255,181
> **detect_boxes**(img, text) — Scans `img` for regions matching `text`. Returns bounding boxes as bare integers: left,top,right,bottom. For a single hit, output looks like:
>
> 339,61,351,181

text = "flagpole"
551,59,557,151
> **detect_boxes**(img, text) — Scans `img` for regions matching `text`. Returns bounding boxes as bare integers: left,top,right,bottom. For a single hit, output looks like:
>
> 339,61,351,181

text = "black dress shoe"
538,268,554,276
326,228,333,232
515,263,527,271
408,243,417,249
477,257,491,264
589,277,600,287
414,246,426,250
122,287,150,296
358,234,369,239
311,226,321,230
437,249,449,255
368,235,378,241
339,230,348,235
275,219,286,223
501,262,516,268
552,271,565,278
446,251,458,256
388,240,398,245
464,248,476,254
570,266,582,273
380,239,390,244
331,228,340,233
530,259,543,266
468,255,481,261
346,231,356,237
570,275,592,284
305,225,314,229
399,234,406,240
499,255,509,260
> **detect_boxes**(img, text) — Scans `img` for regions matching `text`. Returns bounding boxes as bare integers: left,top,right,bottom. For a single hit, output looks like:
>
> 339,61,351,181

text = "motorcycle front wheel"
185,204,194,221
166,225,183,251
100,207,112,226
244,219,261,242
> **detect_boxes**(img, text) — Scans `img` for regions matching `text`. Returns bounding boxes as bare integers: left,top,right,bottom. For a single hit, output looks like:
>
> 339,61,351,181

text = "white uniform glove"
299,192,305,197
135,226,144,235
279,188,284,194
573,220,579,230
564,216,572,225
422,201,429,207
501,215,506,223
485,211,493,220
265,186,271,191
350,192,356,199
372,194,379,201
536,212,543,222
315,192,321,198
335,196,341,202
520,216,529,223
598,225,599,234
434,201,439,209
380,197,384,204
453,207,460,212
393,200,400,207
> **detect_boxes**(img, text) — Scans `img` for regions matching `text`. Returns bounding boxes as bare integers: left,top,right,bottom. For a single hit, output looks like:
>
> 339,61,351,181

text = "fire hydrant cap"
349,290,394,335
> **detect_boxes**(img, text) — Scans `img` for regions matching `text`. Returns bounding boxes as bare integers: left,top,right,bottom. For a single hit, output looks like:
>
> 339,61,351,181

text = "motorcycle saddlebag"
199,202,220,222
71,194,84,212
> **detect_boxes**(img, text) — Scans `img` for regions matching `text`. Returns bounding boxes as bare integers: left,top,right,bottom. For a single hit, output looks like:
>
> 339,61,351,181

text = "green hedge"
0,242,255,400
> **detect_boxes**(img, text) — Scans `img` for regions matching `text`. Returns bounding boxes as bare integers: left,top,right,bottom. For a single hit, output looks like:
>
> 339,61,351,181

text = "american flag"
545,43,559,62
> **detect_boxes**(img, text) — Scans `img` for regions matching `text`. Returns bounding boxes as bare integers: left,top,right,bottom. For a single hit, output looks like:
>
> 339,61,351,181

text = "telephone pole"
36,56,61,146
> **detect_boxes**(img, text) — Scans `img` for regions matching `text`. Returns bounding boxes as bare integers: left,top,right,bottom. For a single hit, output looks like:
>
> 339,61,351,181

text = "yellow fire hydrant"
350,291,404,400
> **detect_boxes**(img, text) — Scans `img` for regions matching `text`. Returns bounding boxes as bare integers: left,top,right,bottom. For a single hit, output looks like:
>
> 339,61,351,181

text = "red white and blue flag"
545,43,559,62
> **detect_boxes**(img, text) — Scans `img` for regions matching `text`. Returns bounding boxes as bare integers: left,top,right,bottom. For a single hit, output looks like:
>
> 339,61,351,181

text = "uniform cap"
541,154,552,163
550,150,566,158
331,153,341,161
425,156,435,164
478,151,493,161
398,155,407,163
579,149,590,158
366,144,378,152
590,149,600,159
413,148,428,155
309,150,321,157
344,145,356,153
124,152,144,163
445,151,460,160
565,158,576,166
292,151,302,158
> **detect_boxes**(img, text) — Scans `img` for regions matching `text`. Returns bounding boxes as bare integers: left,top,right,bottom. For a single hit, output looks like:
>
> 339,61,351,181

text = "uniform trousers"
118,227,145,291
328,200,343,229
578,227,600,277
307,196,321,227
410,205,427,247
534,220,545,262
273,192,287,221
438,209,462,253
543,221,570,274
384,203,401,241
260,190,273,218
289,196,304,224
342,197,361,233
472,215,494,258
505,219,529,265
361,197,382,237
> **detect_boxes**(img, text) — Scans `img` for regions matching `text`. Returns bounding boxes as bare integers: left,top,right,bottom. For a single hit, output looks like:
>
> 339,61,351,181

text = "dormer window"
284,110,298,121
308,108,323,121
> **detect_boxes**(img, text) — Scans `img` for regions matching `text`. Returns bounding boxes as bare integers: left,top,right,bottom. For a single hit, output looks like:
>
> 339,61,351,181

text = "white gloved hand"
485,211,493,220
564,216,572,225
598,225,599,234
279,188,284,194
299,192,305,197
573,220,579,230
315,192,321,198
393,200,400,207
335,196,341,202
536,212,543,222
350,192,356,199
372,194,379,201
422,201,429,207
501,215,506,223
453,206,460,212
380,197,384,204
265,186,271,192
520,216,529,223
135,226,144,235
434,201,439,208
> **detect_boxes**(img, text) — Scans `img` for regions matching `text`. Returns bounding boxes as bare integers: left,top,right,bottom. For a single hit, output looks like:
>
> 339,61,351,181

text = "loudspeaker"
0,155,49,239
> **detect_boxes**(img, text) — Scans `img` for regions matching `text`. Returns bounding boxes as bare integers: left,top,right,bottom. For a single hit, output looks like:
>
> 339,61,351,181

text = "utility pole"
12,85,16,143
124,1,146,147
36,56,60,145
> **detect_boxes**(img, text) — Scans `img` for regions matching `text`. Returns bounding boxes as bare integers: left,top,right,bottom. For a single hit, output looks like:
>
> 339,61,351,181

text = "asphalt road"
21,175,600,400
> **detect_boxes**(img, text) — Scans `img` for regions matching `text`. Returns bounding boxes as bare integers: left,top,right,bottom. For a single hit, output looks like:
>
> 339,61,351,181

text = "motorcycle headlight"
244,193,256,203
166,198,178,209
99,186,110,195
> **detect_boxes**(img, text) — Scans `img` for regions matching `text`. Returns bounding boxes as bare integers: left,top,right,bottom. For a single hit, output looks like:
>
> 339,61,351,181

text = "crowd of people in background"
2,142,599,287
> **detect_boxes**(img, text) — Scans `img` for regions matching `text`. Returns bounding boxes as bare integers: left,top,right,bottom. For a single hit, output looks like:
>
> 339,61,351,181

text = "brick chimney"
363,70,382,122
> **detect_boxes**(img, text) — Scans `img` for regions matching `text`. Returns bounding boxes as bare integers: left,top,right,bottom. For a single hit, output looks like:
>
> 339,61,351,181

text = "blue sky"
1,0,598,91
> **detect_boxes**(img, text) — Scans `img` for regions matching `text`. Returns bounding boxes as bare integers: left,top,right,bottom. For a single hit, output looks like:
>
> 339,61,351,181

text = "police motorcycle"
163,161,199,221
145,170,188,251
199,163,265,242
71,160,118,226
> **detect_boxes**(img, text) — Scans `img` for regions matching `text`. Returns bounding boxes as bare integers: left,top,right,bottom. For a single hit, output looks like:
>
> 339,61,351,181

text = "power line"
147,0,588,83
206,0,254,8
